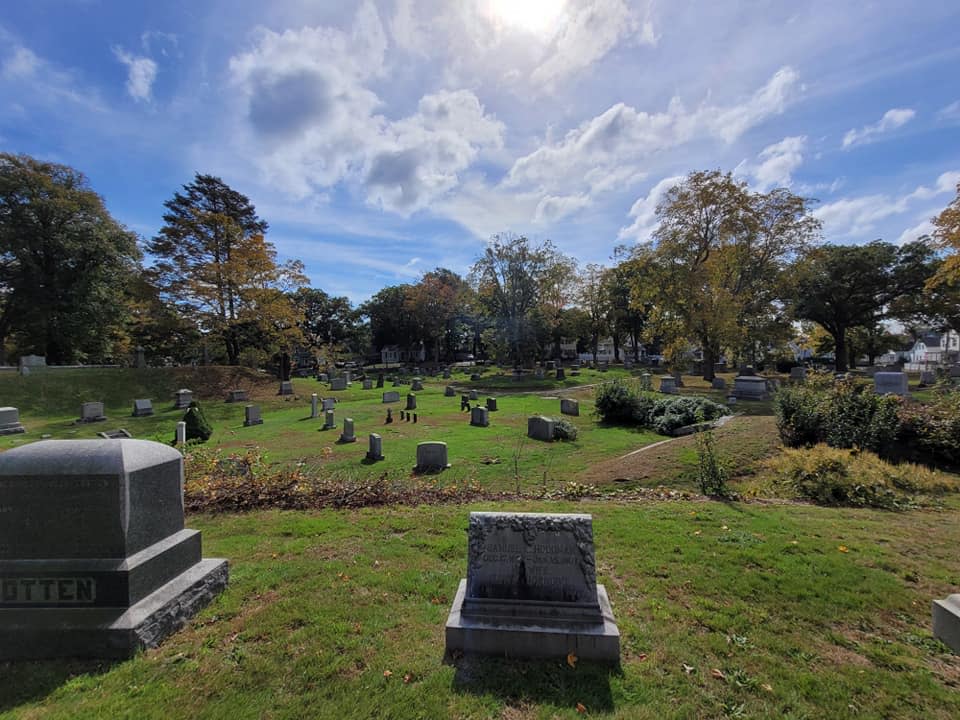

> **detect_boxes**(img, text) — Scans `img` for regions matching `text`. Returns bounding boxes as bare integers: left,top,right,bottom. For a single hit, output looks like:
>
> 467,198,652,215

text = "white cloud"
938,100,960,122
534,193,592,223
841,107,915,149
737,135,807,190
1,46,39,79
113,47,157,102
896,219,934,246
0,41,102,110
618,175,684,241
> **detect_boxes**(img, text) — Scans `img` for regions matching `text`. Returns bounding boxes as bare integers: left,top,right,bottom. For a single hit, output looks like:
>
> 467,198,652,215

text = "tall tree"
406,268,470,363
147,174,306,364
362,284,418,355
928,179,960,285
0,153,140,363
293,288,362,359
791,240,937,370
579,264,609,363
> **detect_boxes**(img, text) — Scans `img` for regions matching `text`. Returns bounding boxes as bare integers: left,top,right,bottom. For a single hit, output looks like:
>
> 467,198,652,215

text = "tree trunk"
833,329,848,371
225,328,239,365
702,343,716,381
612,333,621,363
631,327,640,362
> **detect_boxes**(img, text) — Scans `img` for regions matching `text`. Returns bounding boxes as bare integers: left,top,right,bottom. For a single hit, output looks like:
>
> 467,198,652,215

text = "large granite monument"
933,594,960,654
445,512,619,661
0,439,228,659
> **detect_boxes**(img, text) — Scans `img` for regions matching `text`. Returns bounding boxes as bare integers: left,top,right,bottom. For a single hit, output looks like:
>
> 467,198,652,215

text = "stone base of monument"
445,579,620,661
0,422,26,435
933,594,960,654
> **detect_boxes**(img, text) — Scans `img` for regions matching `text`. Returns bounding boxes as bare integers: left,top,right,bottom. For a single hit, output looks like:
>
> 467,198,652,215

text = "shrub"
182,400,213,443
773,384,825,447
594,379,639,423
695,427,729,497
648,396,728,435
552,417,578,441
897,389,960,467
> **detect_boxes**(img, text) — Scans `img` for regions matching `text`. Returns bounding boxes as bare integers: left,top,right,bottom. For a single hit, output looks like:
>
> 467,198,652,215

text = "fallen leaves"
567,651,578,669
637,653,648,662
682,663,695,674
576,702,587,713
383,670,392,678
710,668,726,681
838,545,849,553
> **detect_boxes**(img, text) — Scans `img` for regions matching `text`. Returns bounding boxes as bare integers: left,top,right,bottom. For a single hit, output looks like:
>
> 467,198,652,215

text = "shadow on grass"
449,654,619,712
0,658,118,713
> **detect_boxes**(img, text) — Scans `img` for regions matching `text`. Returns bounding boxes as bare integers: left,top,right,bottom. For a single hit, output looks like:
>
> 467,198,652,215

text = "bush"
647,396,728,435
897,389,960,466
594,379,639,423
695,427,729,497
595,379,729,435
182,400,213,443
773,384,824,447
552,417,578,441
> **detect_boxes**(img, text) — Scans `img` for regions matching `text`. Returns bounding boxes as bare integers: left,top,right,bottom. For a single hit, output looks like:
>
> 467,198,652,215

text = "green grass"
2,498,959,719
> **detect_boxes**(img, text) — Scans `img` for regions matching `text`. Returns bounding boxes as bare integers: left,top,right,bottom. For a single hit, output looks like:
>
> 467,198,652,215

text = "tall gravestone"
485,397,498,412
406,393,417,410
470,406,489,427
0,440,228,659
311,393,319,419
339,418,356,443
323,409,336,430
174,389,193,409
366,433,384,461
279,352,292,382
445,512,619,660
175,421,187,445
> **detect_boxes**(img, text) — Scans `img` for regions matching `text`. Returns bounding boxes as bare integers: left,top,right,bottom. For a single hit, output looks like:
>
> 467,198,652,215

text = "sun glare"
487,0,567,36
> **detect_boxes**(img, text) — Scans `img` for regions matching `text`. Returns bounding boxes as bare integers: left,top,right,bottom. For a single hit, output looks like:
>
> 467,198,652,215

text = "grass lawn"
2,498,959,719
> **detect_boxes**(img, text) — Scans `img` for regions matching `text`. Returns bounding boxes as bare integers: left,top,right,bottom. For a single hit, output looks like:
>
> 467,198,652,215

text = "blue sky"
2,0,959,303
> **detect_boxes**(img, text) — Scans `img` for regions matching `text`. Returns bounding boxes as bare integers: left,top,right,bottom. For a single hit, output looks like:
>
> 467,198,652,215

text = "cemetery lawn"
3,499,959,720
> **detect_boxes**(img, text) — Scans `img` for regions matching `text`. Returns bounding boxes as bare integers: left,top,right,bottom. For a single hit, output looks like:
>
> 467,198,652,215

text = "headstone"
175,421,187,444
79,402,107,423
400,410,406,421
733,376,768,400
790,367,807,382
527,416,554,442
376,374,384,388
134,346,145,369
174,389,192,409
318,373,329,383
19,366,29,376
278,381,293,396
933,595,960,653
415,441,450,471
280,352,292,381
461,395,471,412
874,372,909,396
711,378,726,390
556,368,565,380
920,370,936,386
560,398,579,416
366,433,384,461
96,429,133,439
485,397,498,412
243,405,262,427
0,440,228,659
19,354,46,369
385,409,393,424
535,369,544,379
0,407,26,435
546,360,556,371
471,373,481,382
442,369,451,379
406,393,417,410
225,389,248,403
444,512,620,661
737,366,756,377
323,409,336,430
469,389,479,400
950,365,960,379
131,399,153,418
411,378,424,391
343,371,352,384
470,406,489,427
311,393,319,419
383,391,400,403
339,418,356,443
362,379,373,390
445,386,456,397
640,373,652,391
322,397,336,411
659,377,678,394
672,371,684,387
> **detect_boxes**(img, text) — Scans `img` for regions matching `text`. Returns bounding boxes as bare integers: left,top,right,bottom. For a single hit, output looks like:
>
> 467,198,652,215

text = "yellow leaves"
838,545,849,553
383,670,392,678
567,651,578,669
761,683,774,693
693,530,702,536
576,702,587,713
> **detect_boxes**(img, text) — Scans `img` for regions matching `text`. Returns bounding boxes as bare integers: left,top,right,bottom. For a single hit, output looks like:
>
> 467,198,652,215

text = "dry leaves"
710,668,726,681
838,545,849,553
567,651,578,669
576,702,587,713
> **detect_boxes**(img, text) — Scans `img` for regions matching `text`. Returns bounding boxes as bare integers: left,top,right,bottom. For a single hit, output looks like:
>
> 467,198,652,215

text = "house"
379,344,425,365
904,330,960,369
876,339,914,367
788,341,814,363
572,337,648,363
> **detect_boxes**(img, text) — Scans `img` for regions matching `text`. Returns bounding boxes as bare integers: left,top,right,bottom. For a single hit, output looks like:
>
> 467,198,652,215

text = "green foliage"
695,427,730,497
645,396,729,435
898,388,960,466
182,400,213,443
594,379,640,423
551,417,578,441
594,379,728,434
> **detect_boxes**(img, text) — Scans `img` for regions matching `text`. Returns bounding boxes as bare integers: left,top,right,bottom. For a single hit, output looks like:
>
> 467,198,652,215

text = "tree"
538,254,579,360
362,284,418,357
579,264,609,363
293,288,362,360
405,269,470,363
929,180,960,285
147,174,306,365
791,240,937,371
0,153,141,363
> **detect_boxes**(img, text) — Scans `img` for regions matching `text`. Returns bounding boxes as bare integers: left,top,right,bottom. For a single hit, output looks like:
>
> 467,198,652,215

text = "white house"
379,344,425,365
905,330,960,369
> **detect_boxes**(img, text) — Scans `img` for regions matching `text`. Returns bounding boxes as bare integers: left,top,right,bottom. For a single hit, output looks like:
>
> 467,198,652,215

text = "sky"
2,0,959,304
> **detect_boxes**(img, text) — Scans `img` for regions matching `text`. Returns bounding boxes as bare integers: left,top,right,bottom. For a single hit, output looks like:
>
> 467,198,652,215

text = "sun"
486,0,567,36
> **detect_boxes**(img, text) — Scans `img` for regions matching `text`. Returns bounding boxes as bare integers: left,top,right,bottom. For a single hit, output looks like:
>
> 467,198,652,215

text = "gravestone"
933,594,960,653
442,369,451,379
383,391,400,403
343,371,352,384
737,366,756,377
486,397,498,412
920,370,936,386
311,394,319,419
226,389,248,403
243,405,262,427
470,373,481,381
733,376,768,400
659,377,678,394
790,367,807,382
406,393,417,410
19,354,46,369
527,416,554,442
96,429,132,439
535,369,545,379
950,365,960,379
445,512,619,661
339,418,356,443
132,399,153,417
711,378,726,390
322,398,336,411
376,374,384,388
323,410,336,430
278,381,294,396
640,373,652,391
469,389,479,400
279,352,292,382
0,407,26,435
318,373,329,383
672,371,684,387
546,360,556,371
556,368,565,380
415,442,450,471
175,421,187,445
366,433,384,461
79,402,107,423
362,379,373,390
560,398,579,416
411,378,424,391
874,372,909,396
470,406,489,427
174,389,192,409
134,346,145,369
0,439,228,659
445,386,456,397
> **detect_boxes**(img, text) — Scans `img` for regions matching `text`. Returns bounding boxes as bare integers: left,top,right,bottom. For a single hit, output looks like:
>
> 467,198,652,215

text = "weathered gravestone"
0,407,27,435
470,406,489,427
411,378,424,391
376,374,384,388
366,433,384,461
659,377,678,394
243,405,263,427
339,418,356,443
318,373,329,383
790,367,807,382
406,394,417,411
173,389,193,409
469,389,479,401
97,429,132,440
278,381,294,396
640,373,652,391
322,397,336,411
950,365,960,379
556,368,566,380
362,379,373,390
444,512,620,660
225,389,248,403
445,386,456,397
311,393,319,419
0,439,228,659
470,373,481,382
560,398,579,416
132,399,153,418
134,346,145,369
874,372,909,396
79,402,107,423
323,410,336,430
383,391,400,403
737,366,756,377
711,378,727,390
485,397,498,412
415,442,449,471
733,376,768,400
920,370,936,386
527,416,554,442
330,377,347,391
175,421,186,445
933,594,960,654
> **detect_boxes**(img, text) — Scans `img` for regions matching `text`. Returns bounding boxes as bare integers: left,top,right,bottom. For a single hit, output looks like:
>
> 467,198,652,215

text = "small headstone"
322,397,336,411
919,370,936,386
411,378,424,391
413,413,418,423
97,429,133,439
225,389,248,403
343,371,352,384
175,421,187,445
366,433,384,461
385,409,393,424
556,368,566,380
376,373,384,388
277,381,293,396
790,367,807,382
243,405,263,427
469,389,479,400
535,368,544,379
323,409,336,430
546,360,556,371
470,406,489,427
874,372,909,396
132,399,154,417
737,366,756,377
311,393,319,418
461,395,471,412
733,376,768,400
318,373,329,383
485,397,498,412
640,373,652,391
444,511,620,661
19,354,46,369
415,441,449,471
527,416,554,442
400,410,406,421
659,377,678,394
362,379,373,390
382,391,400,403
174,389,192,409
442,369,451,379
445,386,456,397
406,393,417,410
470,373,481,382
339,418,356,443
134,346,145,368
0,407,26,435
560,398,579,416
79,402,107,423
950,365,960,379
711,378,726,390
